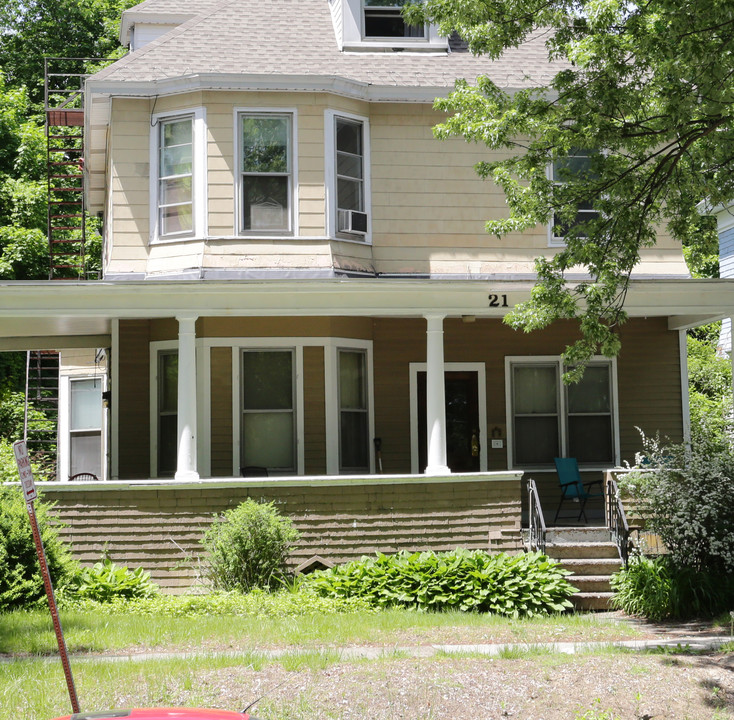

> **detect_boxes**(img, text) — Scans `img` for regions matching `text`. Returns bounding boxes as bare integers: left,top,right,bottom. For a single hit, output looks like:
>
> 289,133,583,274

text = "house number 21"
488,294,509,308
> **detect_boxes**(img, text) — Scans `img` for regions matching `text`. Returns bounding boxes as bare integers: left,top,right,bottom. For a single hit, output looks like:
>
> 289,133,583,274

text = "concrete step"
558,557,622,576
572,591,615,611
546,526,611,544
567,574,613,593
545,541,620,560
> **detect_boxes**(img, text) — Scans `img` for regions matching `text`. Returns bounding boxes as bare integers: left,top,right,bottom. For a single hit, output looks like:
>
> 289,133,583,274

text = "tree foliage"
0,0,137,102
405,0,733,376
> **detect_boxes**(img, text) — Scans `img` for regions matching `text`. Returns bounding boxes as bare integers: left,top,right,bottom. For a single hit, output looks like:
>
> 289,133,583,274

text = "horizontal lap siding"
304,346,327,475
43,479,522,591
118,321,151,478
372,316,682,476
210,347,233,476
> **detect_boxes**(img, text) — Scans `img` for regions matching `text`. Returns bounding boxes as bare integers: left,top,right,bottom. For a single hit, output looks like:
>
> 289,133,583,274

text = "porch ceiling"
0,277,733,350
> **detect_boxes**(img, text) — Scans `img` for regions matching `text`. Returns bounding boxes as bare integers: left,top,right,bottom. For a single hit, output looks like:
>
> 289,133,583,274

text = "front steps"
543,527,622,611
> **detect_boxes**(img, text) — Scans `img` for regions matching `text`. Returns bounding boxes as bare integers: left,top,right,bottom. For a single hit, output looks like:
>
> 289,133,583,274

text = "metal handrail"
527,477,547,555
605,475,631,566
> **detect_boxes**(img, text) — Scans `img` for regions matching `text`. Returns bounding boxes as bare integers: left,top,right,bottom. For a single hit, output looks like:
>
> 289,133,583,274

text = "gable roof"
93,0,557,100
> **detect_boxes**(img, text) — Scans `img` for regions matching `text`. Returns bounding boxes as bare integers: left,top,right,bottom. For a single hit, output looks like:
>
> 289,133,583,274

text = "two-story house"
2,0,733,588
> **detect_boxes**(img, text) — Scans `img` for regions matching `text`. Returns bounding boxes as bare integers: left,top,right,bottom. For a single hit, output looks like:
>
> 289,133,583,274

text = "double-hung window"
69,378,103,479
151,107,206,242
363,0,426,38
239,113,293,234
158,117,194,237
550,148,600,246
328,111,370,239
241,349,295,473
507,357,616,468
338,349,369,471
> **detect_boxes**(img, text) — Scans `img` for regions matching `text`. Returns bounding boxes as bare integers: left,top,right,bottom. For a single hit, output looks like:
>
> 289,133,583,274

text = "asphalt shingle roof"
94,0,557,91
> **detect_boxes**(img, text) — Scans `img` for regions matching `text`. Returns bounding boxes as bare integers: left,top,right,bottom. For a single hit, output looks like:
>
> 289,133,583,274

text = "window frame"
149,107,207,244
325,110,372,244
547,148,600,248
504,355,620,471
234,108,298,237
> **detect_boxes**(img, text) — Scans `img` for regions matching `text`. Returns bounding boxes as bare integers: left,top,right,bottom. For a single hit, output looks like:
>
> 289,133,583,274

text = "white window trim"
59,374,107,482
324,338,375,475
408,362,488,475
339,0,447,51
149,107,207,244
504,355,620,471
325,109,372,244
234,107,299,238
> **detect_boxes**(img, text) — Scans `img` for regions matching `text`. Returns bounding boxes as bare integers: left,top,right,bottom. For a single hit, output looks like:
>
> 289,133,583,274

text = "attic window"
363,0,425,38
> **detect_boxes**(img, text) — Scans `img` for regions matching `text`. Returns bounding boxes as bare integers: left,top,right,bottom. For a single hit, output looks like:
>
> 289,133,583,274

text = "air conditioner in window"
337,209,368,235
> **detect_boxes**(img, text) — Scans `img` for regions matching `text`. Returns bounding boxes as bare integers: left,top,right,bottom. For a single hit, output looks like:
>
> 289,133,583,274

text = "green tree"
0,0,137,103
404,0,734,377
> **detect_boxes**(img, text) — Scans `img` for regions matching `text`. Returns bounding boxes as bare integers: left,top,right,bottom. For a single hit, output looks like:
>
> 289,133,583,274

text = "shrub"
61,559,159,603
201,499,300,592
621,434,734,576
0,485,77,612
611,555,734,620
304,549,576,617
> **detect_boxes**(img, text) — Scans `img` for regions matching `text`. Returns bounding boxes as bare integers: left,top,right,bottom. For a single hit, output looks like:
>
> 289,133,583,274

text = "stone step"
572,591,615,611
558,557,622,576
545,541,620,560
567,574,613,593
546,526,611,544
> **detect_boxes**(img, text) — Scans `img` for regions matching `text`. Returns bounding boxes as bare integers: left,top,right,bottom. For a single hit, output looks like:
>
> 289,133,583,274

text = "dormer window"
363,0,425,39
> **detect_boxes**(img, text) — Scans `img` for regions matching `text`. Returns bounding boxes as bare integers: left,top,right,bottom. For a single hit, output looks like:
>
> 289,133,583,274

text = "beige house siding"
43,476,522,590
103,94,689,279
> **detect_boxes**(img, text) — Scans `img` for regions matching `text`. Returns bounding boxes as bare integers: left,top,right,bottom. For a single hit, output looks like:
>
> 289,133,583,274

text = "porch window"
158,350,178,476
158,116,194,237
508,358,615,468
363,0,425,38
69,377,102,478
240,113,293,233
241,350,295,472
550,148,600,246
338,349,369,471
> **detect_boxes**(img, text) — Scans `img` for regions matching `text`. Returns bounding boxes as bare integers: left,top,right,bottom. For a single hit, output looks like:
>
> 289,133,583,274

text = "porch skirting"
36,471,523,592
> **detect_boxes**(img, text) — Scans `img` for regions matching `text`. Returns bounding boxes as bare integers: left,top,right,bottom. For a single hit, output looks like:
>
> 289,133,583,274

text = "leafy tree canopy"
405,0,732,379
0,0,137,103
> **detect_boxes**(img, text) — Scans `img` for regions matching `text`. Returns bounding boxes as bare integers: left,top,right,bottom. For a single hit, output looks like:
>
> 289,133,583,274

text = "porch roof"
0,276,732,350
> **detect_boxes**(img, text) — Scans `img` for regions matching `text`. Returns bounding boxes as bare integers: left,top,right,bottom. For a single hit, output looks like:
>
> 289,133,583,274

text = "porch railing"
526,477,547,555
605,474,631,566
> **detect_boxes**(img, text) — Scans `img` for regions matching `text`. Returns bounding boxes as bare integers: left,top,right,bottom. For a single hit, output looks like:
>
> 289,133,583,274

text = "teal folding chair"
553,457,603,524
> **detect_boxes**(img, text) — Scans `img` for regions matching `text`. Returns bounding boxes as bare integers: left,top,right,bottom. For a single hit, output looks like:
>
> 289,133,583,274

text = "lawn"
1,605,732,720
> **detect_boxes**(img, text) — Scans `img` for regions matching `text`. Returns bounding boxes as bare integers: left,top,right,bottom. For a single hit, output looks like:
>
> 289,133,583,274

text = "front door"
417,370,480,473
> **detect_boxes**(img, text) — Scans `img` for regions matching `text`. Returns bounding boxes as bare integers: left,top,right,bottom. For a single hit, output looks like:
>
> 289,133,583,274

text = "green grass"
0,607,643,656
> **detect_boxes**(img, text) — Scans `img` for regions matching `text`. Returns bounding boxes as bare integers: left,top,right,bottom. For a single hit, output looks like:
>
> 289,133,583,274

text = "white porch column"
425,313,450,476
175,315,199,481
